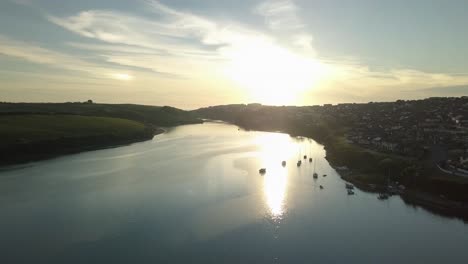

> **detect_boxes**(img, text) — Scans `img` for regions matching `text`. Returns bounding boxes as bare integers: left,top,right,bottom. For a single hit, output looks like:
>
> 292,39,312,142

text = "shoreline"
3,120,468,221
0,127,166,169
338,172,468,222
230,122,468,222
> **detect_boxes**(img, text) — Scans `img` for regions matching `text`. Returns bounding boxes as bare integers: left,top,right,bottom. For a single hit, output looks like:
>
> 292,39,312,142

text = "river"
1,122,467,263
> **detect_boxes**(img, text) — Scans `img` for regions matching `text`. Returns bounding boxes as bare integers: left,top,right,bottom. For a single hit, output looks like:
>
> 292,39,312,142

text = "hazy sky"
1,0,467,109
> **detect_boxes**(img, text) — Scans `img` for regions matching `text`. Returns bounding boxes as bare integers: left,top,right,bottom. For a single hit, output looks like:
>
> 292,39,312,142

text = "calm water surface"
1,122,467,263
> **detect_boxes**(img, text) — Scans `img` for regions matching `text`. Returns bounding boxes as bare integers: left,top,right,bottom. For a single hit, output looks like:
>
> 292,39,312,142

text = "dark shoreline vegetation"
0,102,202,166
194,98,468,221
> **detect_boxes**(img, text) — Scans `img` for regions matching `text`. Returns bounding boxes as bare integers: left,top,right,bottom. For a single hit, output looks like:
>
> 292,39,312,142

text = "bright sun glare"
224,39,327,105
254,133,297,218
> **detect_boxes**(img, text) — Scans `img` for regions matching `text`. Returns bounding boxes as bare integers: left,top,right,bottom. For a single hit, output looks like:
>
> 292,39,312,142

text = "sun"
223,39,327,105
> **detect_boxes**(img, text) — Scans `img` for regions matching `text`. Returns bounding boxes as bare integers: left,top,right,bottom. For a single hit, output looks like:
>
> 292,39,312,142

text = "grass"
0,102,201,126
326,135,414,182
0,114,147,146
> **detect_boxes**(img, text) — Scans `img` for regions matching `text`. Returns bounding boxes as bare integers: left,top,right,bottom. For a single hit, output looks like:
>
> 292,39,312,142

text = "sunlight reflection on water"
254,133,299,220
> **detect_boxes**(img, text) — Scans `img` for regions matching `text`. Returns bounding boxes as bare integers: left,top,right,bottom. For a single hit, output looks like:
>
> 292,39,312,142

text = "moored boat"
378,193,389,200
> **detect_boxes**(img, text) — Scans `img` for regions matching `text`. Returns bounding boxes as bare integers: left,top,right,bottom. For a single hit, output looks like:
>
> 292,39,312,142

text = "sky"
1,0,467,109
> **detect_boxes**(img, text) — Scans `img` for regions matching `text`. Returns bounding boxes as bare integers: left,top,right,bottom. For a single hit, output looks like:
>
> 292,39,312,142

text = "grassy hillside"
0,115,147,146
0,102,201,166
0,114,155,165
0,102,201,126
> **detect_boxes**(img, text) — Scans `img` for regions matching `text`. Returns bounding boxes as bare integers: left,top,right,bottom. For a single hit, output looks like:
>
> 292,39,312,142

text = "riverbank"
0,114,165,167
209,119,468,221
338,172,468,222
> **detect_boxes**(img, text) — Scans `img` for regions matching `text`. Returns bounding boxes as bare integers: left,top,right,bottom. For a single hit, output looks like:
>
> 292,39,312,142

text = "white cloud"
0,35,105,75
255,0,315,56
3,0,468,106
47,1,274,79
0,35,152,81
255,0,304,30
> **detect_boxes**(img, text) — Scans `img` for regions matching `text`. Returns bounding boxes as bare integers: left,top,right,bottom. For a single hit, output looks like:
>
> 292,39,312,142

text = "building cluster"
198,97,468,177
317,97,468,175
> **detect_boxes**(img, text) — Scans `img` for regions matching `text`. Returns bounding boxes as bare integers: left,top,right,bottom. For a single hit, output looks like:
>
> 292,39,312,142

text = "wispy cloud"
0,35,176,80
2,0,468,106
255,0,304,30
47,1,272,79
0,35,108,76
255,0,315,56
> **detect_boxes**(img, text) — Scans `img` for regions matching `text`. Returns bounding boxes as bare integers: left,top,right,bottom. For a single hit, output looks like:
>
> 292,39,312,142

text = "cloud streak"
255,0,304,30
0,35,109,76
1,0,468,107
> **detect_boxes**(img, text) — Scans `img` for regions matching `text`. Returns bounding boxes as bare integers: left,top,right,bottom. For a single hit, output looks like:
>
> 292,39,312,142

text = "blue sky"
1,0,467,108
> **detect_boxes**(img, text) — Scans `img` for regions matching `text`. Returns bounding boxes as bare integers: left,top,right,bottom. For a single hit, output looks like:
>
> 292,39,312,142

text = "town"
195,96,468,208
318,97,468,177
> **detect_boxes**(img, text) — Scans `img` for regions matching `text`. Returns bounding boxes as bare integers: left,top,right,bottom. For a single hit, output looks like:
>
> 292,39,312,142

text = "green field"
0,102,202,166
0,102,201,126
0,115,148,147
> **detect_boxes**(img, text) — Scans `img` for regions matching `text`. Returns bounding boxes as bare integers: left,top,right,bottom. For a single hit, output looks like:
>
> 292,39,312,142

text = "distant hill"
0,114,155,166
0,102,202,127
0,102,202,166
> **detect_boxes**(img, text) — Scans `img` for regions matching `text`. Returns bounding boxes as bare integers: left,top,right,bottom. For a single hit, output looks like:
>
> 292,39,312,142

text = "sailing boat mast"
312,151,318,178
297,142,302,167
309,140,313,162
303,139,307,160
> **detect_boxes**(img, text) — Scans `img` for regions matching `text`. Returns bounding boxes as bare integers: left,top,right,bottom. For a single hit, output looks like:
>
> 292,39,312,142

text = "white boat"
347,189,355,195
345,183,354,189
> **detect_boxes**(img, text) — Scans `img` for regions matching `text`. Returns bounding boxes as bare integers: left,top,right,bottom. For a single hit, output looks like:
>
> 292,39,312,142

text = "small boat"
345,183,354,190
309,158,312,162
312,157,318,179
282,161,286,167
259,168,266,174
319,185,324,189
323,174,327,177
297,160,302,167
347,189,355,195
378,193,389,200
303,155,307,159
